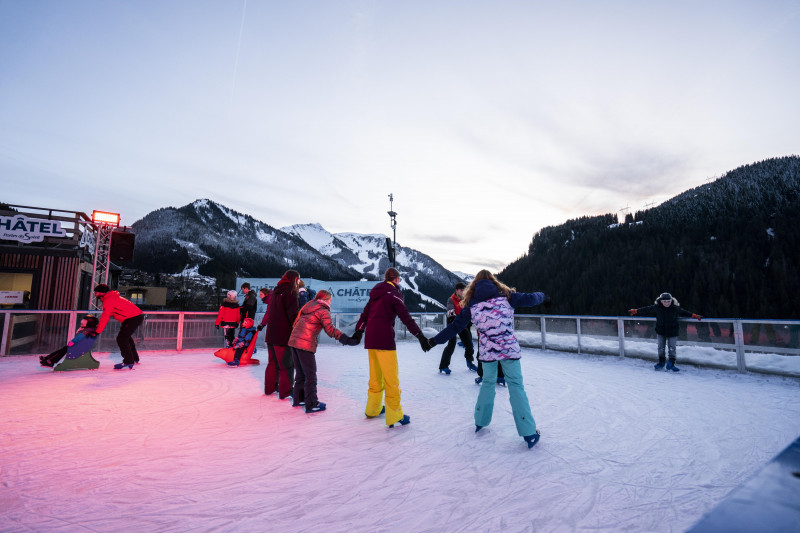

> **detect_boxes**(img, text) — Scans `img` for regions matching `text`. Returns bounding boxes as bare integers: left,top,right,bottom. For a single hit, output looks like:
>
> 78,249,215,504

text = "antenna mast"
387,194,397,267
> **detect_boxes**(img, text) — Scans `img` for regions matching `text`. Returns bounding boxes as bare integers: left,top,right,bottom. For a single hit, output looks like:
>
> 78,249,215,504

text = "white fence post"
576,318,582,355
0,313,8,356
176,313,184,352
733,320,746,373
617,318,626,358
541,317,547,350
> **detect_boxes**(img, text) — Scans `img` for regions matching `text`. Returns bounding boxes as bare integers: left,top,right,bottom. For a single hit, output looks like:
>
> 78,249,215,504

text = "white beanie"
227,290,238,299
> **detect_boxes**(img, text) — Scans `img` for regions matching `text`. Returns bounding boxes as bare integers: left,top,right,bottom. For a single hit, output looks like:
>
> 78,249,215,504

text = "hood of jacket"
368,281,399,301
222,298,239,308
469,279,504,306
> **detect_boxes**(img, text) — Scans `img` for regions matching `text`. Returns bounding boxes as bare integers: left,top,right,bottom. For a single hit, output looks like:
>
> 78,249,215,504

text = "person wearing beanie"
352,267,431,428
628,292,702,372
227,318,258,367
93,284,144,370
437,281,477,374
429,270,546,448
215,290,241,348
40,315,99,368
264,270,301,399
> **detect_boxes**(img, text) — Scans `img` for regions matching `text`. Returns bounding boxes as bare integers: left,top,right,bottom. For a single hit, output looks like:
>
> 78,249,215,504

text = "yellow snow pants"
365,349,404,426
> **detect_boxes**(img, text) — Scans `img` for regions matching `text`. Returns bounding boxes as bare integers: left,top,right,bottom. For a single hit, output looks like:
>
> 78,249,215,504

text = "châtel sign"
0,214,68,243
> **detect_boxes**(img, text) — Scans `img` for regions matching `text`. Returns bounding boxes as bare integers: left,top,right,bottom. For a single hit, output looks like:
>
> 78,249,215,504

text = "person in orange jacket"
215,290,241,348
94,284,144,370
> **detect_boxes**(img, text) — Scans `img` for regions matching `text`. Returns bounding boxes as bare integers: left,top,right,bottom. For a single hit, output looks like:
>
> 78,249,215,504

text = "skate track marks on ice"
1,344,798,532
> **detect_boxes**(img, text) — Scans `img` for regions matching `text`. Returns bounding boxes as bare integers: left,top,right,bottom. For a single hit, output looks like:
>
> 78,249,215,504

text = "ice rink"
2,343,799,532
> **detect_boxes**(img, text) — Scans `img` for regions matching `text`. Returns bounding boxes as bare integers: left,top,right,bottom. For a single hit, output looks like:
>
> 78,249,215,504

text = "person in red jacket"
215,290,241,348
93,284,144,370
353,268,431,428
264,270,301,399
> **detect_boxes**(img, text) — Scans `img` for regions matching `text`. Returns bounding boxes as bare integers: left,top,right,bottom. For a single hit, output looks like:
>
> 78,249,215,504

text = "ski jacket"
68,326,97,346
265,279,300,346
96,291,143,334
288,299,342,353
240,291,257,321
633,298,694,337
446,293,463,318
215,299,240,327
298,288,310,308
233,325,257,350
355,281,421,351
432,279,545,362
259,292,271,328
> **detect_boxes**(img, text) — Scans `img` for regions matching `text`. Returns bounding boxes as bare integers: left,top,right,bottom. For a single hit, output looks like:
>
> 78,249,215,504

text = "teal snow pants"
474,359,537,436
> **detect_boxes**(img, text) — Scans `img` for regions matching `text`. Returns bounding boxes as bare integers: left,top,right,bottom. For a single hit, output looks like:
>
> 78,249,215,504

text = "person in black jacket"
629,292,702,372
240,282,257,321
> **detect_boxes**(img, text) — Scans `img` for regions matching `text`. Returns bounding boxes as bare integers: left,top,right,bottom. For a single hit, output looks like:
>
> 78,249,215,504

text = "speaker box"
110,231,135,262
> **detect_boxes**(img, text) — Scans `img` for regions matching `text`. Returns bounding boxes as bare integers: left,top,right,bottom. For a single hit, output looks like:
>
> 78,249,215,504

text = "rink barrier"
1,310,798,378
687,434,800,532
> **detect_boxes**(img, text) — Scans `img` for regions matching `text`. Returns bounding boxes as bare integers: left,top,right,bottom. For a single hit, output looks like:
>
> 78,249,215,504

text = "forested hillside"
500,156,800,319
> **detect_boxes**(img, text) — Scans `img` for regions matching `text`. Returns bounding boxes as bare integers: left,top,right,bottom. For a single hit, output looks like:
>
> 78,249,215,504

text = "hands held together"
416,333,434,352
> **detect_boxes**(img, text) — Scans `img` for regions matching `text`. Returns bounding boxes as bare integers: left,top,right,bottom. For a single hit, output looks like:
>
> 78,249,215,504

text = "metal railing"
2,311,798,378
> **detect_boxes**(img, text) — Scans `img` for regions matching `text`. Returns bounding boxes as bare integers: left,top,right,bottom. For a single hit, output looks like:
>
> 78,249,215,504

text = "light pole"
386,194,397,267
89,210,120,310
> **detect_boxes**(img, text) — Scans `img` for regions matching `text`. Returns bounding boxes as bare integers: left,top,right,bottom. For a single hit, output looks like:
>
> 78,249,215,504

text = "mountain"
499,156,800,319
281,222,464,309
125,200,461,311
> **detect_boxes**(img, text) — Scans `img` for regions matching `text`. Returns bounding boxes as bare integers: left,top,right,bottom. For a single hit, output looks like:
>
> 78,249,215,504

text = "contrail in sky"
229,0,248,117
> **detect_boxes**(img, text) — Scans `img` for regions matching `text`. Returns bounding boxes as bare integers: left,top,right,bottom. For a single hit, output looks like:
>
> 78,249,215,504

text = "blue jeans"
657,334,677,363
475,359,537,436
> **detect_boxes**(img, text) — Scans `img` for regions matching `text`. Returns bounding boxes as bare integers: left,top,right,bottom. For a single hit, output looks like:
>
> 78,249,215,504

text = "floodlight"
92,210,120,227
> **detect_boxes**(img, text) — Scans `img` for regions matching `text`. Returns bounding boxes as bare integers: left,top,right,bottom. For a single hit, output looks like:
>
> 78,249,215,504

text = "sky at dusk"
2,1,799,273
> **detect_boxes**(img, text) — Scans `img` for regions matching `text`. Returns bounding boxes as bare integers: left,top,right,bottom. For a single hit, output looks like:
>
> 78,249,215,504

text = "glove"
692,314,703,320
628,309,638,316
351,329,364,343
446,309,455,318
428,338,437,348
339,333,359,346
215,324,220,330
416,333,431,352
542,295,553,308
257,325,264,331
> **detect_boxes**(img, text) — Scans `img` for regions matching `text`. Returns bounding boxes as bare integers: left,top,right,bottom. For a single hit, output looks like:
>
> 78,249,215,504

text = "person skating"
215,290,241,348
93,284,144,370
628,292,702,372
288,290,359,413
438,281,477,374
352,267,431,428
429,270,546,449
264,270,300,399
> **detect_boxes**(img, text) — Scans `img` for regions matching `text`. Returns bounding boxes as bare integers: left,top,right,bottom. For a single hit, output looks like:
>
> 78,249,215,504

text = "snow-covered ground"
2,342,799,532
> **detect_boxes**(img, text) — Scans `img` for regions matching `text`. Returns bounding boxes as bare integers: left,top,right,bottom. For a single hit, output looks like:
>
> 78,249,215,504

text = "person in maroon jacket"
264,270,300,399
93,284,144,370
353,268,431,428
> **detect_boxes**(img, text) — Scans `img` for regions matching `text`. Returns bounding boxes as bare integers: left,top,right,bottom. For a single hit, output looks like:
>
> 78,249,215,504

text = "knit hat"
455,282,467,290
227,290,238,300
658,292,672,301
94,284,111,294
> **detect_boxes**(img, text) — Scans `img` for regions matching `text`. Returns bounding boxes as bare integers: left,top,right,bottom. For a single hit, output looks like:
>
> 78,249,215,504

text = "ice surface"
1,343,799,532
